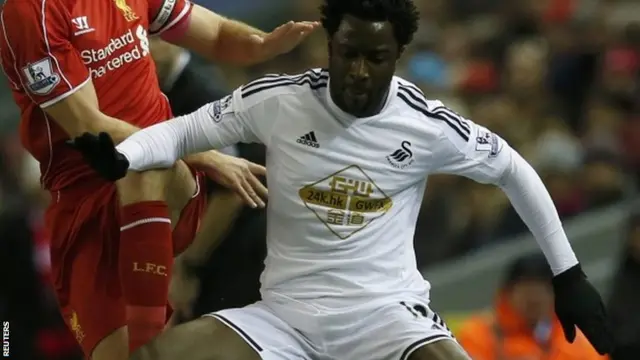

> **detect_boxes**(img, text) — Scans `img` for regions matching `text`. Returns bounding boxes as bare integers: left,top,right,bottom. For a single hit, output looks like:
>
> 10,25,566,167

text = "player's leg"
91,327,128,360
131,303,316,360
407,340,470,360
115,160,196,351
130,317,258,360
47,186,129,360
333,294,471,360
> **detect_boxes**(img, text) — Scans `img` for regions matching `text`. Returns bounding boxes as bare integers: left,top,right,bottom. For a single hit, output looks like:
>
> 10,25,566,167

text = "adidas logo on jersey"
297,131,320,148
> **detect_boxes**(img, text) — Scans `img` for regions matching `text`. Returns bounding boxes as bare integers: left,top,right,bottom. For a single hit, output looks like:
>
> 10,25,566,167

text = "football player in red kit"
0,0,317,359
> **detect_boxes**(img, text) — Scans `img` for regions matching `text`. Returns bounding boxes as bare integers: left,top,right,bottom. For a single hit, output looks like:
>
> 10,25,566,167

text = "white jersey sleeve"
427,101,578,275
116,85,277,171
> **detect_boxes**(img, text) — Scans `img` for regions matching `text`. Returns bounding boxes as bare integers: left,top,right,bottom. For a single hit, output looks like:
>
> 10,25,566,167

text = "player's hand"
249,21,320,61
72,132,129,181
168,256,203,320
188,151,268,208
552,264,614,355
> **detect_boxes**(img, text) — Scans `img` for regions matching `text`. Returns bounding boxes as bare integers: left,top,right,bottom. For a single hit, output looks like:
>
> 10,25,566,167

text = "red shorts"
46,170,207,356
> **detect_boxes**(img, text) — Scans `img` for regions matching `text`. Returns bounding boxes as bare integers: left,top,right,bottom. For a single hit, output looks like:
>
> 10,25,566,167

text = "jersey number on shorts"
400,301,453,335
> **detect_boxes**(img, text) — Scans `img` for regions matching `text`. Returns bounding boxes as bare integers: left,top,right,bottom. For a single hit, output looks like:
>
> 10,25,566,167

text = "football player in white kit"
73,0,614,359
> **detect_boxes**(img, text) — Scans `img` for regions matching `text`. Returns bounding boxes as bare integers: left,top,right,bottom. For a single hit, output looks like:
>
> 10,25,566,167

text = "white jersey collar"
324,76,398,127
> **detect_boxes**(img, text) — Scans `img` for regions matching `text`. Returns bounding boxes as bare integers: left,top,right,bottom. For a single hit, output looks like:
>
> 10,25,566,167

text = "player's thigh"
116,160,195,211
130,317,258,360
116,169,169,205
48,188,126,356
166,160,199,214
91,326,129,360
207,303,317,360
339,295,465,360
408,339,471,360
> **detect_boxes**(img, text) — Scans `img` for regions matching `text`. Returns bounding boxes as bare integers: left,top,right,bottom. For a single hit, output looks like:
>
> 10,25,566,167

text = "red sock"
119,201,173,352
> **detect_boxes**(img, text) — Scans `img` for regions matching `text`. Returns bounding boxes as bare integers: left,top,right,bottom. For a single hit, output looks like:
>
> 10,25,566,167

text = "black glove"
72,132,129,181
552,263,614,355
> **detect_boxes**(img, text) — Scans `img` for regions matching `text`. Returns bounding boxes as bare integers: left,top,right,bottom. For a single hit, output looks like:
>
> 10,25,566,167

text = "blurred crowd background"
0,0,639,359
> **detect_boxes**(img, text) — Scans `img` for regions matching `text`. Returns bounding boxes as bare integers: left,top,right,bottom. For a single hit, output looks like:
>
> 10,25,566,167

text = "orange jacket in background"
457,293,608,360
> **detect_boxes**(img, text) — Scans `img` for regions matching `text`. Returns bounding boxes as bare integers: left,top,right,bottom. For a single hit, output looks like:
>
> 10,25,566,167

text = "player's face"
328,15,400,117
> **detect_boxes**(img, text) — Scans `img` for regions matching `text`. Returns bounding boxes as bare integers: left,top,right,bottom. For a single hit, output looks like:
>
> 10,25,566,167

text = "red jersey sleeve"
0,0,90,108
147,0,193,36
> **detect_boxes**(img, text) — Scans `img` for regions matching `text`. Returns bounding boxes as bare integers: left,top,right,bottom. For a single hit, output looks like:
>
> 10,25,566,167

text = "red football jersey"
0,0,193,190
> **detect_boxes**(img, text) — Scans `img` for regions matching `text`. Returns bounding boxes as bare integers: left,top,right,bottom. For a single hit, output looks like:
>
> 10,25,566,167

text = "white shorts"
204,291,458,360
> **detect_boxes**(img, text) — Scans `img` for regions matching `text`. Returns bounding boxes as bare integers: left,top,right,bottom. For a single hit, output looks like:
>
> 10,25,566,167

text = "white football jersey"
205,68,513,306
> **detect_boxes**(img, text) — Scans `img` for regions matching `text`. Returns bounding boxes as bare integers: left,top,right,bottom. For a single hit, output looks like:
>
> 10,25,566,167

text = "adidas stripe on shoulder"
396,81,471,142
241,69,328,100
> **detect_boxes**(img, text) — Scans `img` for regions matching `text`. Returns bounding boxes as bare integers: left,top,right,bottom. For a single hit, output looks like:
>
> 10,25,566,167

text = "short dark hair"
320,0,420,49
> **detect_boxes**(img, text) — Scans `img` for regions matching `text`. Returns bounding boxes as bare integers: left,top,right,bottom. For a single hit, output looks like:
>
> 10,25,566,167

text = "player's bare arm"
42,81,265,207
168,4,319,65
43,81,140,142
40,77,249,184
72,96,268,208
41,84,199,217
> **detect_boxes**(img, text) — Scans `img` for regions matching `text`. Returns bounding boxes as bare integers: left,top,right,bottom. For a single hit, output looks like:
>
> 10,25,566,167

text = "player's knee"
91,327,129,360
129,347,155,360
165,160,197,213
117,168,173,205
408,339,471,360
202,317,262,360
130,317,258,360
